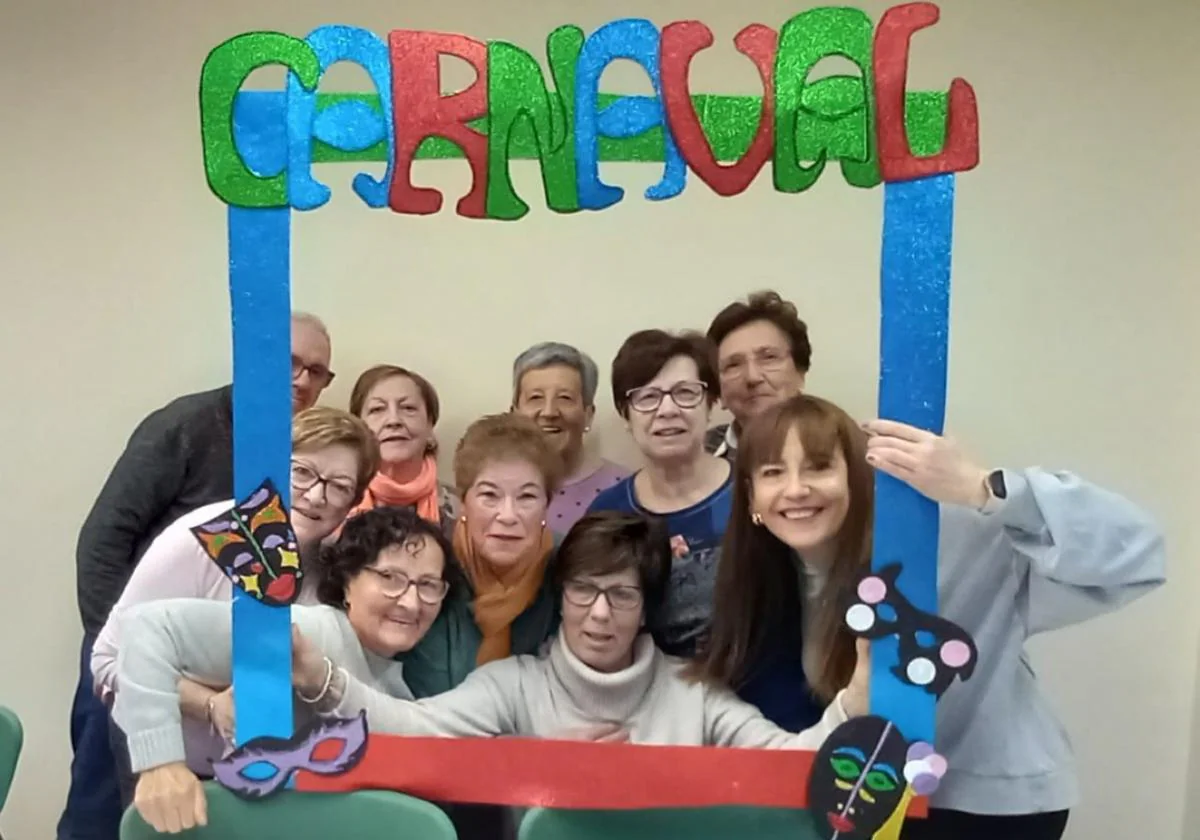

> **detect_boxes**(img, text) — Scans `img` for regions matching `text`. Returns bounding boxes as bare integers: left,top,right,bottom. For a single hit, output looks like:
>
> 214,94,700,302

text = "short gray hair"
292,311,330,342
512,342,600,407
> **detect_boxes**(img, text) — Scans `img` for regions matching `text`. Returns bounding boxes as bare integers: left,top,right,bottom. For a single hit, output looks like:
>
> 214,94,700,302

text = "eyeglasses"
363,567,450,605
625,381,707,414
718,348,791,381
292,355,336,387
290,461,357,507
563,579,644,611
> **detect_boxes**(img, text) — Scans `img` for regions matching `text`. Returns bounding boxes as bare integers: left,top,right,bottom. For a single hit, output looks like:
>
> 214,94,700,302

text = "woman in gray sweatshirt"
692,395,1166,840
114,512,869,833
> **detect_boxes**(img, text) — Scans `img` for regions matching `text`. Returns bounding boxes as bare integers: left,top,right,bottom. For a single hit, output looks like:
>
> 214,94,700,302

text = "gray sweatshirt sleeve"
988,468,1166,634
112,599,342,773
330,661,520,737
704,686,849,749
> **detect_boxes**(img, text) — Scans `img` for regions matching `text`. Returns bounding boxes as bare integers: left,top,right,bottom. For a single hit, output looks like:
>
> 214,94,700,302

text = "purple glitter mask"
212,711,369,800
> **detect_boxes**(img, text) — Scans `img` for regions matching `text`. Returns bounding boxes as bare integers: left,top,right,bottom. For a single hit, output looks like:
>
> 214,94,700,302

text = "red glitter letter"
661,22,778,197
873,3,979,182
387,31,488,217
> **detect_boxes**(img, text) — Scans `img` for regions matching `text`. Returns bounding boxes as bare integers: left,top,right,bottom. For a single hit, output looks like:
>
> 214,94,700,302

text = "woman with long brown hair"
689,394,872,730
692,393,1166,840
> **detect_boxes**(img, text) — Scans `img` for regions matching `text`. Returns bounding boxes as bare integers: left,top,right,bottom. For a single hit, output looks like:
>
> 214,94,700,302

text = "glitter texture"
387,30,489,217
575,18,687,209
872,173,956,746
485,27,583,220
774,7,878,193
286,25,394,211
661,22,776,197
200,33,320,207
874,3,979,181
227,205,294,743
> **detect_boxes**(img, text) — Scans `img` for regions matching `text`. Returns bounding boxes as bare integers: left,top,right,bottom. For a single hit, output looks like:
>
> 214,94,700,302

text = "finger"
862,419,931,443
596,727,631,743
195,781,209,826
866,446,921,475
855,637,871,665
143,802,169,834
163,800,183,834
865,435,918,455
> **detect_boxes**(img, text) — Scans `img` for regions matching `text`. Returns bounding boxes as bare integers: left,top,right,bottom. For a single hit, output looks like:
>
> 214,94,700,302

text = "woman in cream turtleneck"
293,511,868,743
114,512,869,833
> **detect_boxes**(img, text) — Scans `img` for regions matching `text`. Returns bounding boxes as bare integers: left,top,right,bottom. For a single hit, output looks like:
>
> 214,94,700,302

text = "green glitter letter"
200,32,321,208
485,26,584,220
773,8,878,192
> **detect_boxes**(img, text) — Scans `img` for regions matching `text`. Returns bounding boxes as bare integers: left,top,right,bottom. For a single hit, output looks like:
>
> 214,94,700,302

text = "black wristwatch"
987,469,1007,500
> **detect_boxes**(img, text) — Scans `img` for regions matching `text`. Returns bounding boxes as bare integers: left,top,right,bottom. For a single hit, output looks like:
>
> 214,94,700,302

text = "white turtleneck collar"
547,627,661,722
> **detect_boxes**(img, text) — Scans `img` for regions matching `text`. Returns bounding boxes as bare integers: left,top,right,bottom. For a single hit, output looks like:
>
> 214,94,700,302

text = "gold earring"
751,512,763,526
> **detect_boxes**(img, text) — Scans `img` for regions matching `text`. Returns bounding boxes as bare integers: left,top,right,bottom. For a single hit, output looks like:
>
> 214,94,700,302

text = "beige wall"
1,0,1197,838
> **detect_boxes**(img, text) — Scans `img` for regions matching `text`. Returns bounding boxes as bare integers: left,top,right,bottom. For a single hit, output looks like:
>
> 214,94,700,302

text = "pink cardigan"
92,499,318,775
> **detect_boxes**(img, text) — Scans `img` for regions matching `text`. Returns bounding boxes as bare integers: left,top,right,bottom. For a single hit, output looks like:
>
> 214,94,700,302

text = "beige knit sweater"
324,627,849,748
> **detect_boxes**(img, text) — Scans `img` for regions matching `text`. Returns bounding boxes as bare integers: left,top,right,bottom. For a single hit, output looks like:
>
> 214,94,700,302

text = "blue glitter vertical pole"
228,204,293,746
872,174,955,745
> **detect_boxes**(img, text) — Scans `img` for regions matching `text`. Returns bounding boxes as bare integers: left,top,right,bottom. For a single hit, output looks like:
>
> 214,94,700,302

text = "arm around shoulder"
703,683,849,750
326,657,521,738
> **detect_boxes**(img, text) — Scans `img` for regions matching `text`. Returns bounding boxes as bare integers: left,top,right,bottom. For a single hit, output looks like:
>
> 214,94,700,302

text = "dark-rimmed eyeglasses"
363,568,450,605
624,381,707,414
292,355,336,387
563,579,643,611
290,461,356,507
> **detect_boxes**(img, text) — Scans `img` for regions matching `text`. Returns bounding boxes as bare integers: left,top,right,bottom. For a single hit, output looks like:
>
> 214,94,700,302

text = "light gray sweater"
112,601,410,774
323,627,849,747
113,602,849,774
924,468,1165,814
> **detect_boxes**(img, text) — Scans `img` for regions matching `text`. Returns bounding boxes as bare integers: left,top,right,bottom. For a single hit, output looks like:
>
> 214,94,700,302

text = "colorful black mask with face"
190,478,302,607
808,716,910,839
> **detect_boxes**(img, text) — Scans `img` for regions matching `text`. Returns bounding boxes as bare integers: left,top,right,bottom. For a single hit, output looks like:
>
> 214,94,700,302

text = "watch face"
988,470,1007,499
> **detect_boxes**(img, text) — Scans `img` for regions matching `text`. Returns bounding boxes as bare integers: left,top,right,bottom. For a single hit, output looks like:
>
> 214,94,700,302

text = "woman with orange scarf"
347,365,460,535
401,412,562,697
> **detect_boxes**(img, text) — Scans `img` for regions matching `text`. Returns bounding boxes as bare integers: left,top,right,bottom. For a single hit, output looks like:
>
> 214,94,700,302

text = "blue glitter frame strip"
228,202,294,749
872,173,956,745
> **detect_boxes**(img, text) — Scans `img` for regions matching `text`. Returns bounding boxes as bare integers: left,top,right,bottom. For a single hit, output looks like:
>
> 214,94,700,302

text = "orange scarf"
349,455,442,525
452,519,553,665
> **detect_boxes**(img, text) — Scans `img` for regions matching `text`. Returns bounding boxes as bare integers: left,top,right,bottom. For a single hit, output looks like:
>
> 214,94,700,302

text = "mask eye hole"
309,737,347,763
239,760,280,782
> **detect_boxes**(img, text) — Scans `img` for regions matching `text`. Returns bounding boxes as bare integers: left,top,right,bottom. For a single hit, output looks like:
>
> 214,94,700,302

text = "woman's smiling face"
750,425,851,555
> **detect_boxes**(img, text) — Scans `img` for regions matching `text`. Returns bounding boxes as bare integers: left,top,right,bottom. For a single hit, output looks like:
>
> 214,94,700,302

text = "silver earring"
751,512,763,526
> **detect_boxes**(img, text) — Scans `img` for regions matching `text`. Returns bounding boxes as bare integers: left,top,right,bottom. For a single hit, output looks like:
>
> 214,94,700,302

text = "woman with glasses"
91,407,379,800
109,506,457,835
587,330,733,659
114,512,867,838
287,512,866,743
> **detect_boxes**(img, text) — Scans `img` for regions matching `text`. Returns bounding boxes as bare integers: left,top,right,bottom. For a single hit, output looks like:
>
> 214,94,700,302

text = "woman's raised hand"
133,762,207,834
842,638,872,718
862,419,989,509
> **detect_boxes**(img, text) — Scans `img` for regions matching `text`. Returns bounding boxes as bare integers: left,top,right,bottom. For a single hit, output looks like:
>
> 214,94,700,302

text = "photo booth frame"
202,1,978,814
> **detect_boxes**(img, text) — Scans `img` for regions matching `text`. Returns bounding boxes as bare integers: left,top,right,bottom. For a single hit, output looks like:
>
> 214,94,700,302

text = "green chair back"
0,706,22,816
519,806,821,840
120,783,457,840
